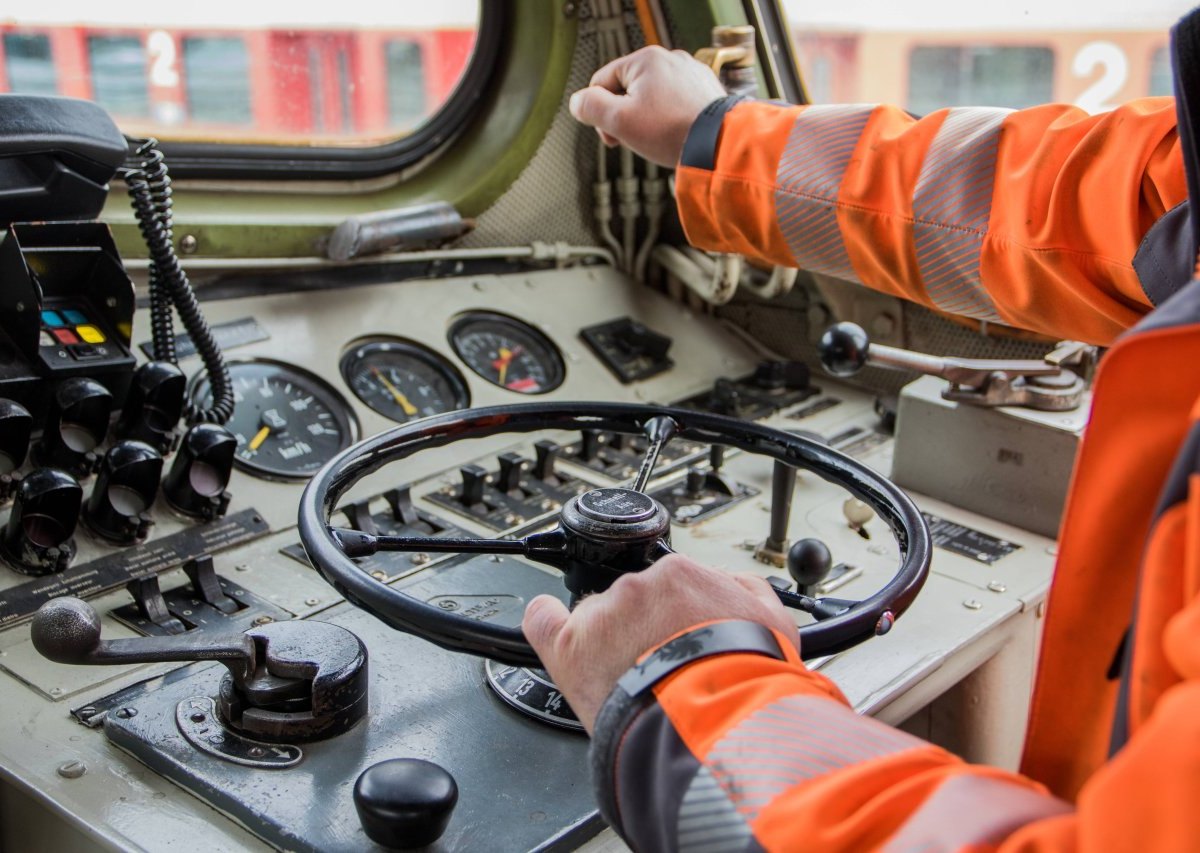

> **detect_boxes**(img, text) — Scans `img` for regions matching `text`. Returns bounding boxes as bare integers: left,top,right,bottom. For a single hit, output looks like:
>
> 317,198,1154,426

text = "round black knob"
36,378,113,477
1,468,82,575
114,361,186,454
31,597,102,663
85,441,163,544
163,424,236,520
354,758,458,849
818,322,870,378
787,538,833,591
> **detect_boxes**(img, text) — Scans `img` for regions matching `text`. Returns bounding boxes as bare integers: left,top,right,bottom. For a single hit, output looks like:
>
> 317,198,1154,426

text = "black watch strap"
679,94,748,171
616,620,786,699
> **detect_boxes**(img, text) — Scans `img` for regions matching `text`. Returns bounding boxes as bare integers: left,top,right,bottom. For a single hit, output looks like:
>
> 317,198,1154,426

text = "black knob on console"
114,361,186,454
787,538,833,595
1,468,81,575
817,322,871,378
354,758,458,849
163,424,236,520
0,398,33,500
36,378,113,477
85,441,163,544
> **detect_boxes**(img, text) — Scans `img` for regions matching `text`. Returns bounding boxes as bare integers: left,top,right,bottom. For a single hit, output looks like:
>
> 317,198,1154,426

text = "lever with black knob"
818,321,1084,411
787,537,833,597
1,468,82,575
32,597,368,743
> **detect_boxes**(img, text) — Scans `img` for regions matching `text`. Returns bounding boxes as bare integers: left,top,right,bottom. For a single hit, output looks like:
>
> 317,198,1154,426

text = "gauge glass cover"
340,340,470,423
449,312,565,394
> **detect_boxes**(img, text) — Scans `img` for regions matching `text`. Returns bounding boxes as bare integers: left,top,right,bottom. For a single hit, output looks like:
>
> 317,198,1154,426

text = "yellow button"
76,325,105,344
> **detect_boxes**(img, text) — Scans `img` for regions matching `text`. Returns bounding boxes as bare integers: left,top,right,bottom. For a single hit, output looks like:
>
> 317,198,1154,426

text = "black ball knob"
818,322,870,378
787,538,833,590
354,758,458,849
31,597,102,664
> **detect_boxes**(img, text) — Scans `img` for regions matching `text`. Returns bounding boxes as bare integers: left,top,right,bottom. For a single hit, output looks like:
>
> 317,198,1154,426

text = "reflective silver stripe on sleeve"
701,694,926,820
774,105,875,283
883,773,1073,853
912,108,1010,321
677,765,755,853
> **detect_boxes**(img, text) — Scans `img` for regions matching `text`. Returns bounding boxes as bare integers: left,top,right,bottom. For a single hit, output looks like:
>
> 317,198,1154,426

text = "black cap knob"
85,441,163,544
163,424,236,520
0,398,33,478
1,468,81,575
354,758,458,849
36,378,113,477
114,361,186,454
818,322,871,378
787,538,833,593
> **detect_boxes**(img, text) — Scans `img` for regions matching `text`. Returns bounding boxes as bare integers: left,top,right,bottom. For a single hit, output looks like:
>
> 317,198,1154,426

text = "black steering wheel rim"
298,402,931,667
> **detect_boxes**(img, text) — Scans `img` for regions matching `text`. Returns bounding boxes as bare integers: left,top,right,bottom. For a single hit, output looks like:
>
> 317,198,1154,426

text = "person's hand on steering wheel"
569,46,728,167
522,553,798,733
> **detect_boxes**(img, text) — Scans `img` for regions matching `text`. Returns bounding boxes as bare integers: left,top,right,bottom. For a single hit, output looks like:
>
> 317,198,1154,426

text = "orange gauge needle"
371,367,418,416
491,346,523,386
249,425,271,452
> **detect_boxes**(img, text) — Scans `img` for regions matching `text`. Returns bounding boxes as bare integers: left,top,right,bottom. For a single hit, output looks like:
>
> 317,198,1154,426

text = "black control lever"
85,441,163,543
818,322,1086,412
36,378,113,476
32,597,369,743
114,361,186,454
1,468,82,575
163,424,235,520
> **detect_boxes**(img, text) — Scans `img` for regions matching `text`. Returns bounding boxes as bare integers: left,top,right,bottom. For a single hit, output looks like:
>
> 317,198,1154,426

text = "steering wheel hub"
575,488,657,523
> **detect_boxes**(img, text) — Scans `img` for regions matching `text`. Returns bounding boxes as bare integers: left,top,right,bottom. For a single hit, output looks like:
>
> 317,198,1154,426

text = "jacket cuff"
679,95,748,171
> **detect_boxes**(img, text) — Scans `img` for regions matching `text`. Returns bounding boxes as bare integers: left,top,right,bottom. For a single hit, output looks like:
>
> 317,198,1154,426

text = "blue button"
41,310,65,327
62,309,88,325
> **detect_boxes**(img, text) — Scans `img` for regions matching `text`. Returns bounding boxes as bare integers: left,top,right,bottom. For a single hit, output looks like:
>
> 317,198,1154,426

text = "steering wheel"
298,403,930,669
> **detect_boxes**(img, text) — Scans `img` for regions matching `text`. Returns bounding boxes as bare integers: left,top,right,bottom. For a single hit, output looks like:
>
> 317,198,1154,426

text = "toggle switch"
85,441,163,544
533,439,563,485
36,378,113,477
162,424,236,521
114,361,186,454
1,468,82,575
496,452,529,496
182,555,240,615
456,464,490,509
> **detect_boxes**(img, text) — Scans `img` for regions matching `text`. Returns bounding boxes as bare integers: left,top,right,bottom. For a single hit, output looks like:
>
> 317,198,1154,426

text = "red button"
52,328,80,345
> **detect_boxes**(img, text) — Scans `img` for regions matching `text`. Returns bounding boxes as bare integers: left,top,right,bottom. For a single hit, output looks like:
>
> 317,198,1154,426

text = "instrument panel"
0,266,1062,852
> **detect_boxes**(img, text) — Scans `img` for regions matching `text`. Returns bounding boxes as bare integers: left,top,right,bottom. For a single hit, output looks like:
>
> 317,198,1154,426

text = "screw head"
962,599,983,611
179,234,199,254
987,581,1007,593
57,760,86,779
115,707,138,719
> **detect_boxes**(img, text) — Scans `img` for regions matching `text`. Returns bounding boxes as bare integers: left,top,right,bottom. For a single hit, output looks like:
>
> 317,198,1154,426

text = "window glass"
183,37,252,125
788,1,1194,113
3,33,58,95
1,2,479,146
88,36,150,119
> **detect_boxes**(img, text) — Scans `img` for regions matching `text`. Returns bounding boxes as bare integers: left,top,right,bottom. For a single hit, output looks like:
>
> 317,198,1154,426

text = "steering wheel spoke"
331,525,569,572
629,415,679,493
773,587,858,621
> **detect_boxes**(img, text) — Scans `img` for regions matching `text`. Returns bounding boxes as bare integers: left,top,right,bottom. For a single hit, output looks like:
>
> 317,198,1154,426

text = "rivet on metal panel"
252,616,275,626
179,235,198,254
962,599,984,611
305,598,320,606
56,760,86,779
987,581,1007,593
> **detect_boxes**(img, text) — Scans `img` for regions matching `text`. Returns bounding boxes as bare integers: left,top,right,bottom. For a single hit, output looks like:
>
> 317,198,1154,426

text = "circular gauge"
449,312,565,394
189,360,358,481
340,339,470,423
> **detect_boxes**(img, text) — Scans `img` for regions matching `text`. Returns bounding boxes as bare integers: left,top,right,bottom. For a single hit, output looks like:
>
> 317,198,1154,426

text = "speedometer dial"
341,339,470,423
449,312,565,394
189,360,358,481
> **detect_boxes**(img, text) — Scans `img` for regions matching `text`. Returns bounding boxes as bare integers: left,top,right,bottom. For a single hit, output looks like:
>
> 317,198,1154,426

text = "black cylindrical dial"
2,468,82,575
36,378,113,477
85,441,164,544
114,361,186,453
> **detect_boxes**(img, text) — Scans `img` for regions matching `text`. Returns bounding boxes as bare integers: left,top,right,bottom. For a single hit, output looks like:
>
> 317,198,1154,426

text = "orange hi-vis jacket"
587,30,1200,853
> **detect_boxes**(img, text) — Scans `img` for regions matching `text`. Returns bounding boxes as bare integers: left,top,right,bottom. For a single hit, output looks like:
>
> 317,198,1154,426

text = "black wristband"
616,620,786,699
679,94,747,171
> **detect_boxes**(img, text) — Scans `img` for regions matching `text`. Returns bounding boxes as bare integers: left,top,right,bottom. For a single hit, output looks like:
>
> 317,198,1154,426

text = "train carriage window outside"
3,33,58,95
88,35,150,119
387,41,428,130
183,37,252,126
908,46,1054,116
787,1,1194,114
1150,46,1172,96
3,2,480,155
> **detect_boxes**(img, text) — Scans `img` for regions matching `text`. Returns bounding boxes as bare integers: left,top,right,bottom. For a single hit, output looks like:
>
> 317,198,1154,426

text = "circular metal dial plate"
448,312,565,395
190,360,358,480
340,340,470,424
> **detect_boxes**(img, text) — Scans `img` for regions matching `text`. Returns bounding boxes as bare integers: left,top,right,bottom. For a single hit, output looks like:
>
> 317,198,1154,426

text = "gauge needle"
492,346,523,386
249,425,271,452
371,367,418,416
